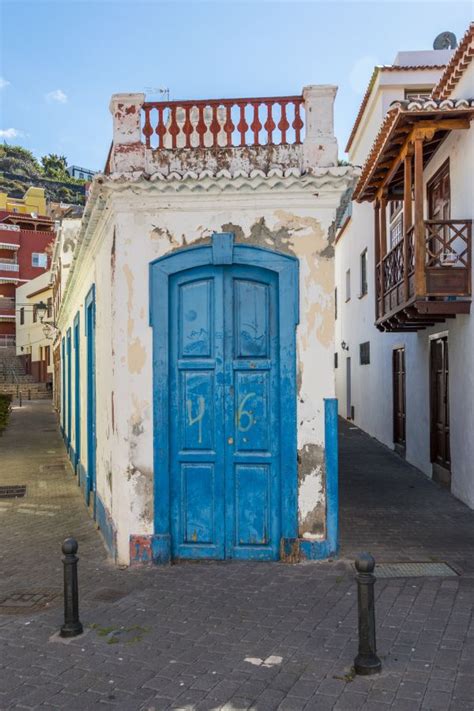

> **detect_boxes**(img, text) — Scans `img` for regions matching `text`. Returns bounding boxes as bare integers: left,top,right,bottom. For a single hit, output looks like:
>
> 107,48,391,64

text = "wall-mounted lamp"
36,300,60,340
341,341,349,351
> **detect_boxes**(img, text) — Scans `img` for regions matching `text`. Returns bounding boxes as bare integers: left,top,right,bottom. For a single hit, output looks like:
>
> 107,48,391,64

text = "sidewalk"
0,402,473,710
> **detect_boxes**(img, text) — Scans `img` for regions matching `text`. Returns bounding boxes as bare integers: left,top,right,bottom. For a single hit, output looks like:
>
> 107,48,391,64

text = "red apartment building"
0,208,56,347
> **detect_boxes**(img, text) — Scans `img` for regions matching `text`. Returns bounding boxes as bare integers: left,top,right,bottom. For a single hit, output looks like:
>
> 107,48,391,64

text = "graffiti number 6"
237,392,255,432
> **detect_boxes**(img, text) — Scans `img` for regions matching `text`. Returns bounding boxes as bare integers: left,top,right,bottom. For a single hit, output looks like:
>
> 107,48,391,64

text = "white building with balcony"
335,25,474,507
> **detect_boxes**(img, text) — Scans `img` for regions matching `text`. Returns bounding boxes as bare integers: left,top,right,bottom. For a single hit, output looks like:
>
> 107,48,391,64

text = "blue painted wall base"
130,534,171,566
77,462,88,498
95,494,117,561
300,397,339,560
130,399,338,566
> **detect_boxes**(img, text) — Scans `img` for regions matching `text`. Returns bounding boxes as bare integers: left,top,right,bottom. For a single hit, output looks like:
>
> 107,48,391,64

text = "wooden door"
346,357,351,419
224,267,280,560
73,314,81,470
393,348,406,447
430,337,451,478
169,264,281,560
85,288,96,505
427,161,450,264
428,161,450,221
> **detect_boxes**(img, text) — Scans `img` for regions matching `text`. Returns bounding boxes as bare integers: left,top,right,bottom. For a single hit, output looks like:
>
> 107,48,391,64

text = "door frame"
66,328,72,450
73,312,81,471
85,285,97,507
392,346,406,452
429,333,451,487
149,233,299,563
346,357,351,419
61,337,66,436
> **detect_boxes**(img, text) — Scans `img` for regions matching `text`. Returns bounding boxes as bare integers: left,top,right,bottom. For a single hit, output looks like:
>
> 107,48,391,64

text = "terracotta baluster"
143,107,153,148
293,100,304,144
250,102,262,146
237,102,248,147
278,101,290,144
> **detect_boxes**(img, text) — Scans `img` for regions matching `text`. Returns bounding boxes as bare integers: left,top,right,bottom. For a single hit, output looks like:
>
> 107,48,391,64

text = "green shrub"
0,394,12,434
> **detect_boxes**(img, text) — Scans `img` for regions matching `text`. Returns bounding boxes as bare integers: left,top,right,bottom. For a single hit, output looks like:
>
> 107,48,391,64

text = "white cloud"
0,128,24,139
0,78,10,90
45,89,68,104
349,55,380,95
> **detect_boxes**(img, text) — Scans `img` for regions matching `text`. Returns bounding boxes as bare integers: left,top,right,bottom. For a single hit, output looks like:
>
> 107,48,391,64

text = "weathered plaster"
59,158,354,564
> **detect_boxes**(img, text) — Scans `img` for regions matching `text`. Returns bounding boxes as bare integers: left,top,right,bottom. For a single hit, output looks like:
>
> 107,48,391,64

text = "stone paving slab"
0,402,473,710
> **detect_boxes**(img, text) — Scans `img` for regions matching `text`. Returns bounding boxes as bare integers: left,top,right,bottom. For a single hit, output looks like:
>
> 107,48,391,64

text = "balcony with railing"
0,224,20,249
0,257,20,281
377,220,472,328
353,97,474,331
0,334,15,348
0,297,15,315
107,87,339,177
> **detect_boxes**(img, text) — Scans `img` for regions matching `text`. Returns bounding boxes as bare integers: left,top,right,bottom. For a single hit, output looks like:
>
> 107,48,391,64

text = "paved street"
0,401,473,710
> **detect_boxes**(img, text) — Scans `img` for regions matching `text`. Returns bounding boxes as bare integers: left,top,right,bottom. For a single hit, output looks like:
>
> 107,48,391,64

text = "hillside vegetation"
0,144,86,206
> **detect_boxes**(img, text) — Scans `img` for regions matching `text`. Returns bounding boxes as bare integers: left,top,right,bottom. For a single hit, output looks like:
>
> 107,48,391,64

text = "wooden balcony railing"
377,219,472,321
142,96,305,150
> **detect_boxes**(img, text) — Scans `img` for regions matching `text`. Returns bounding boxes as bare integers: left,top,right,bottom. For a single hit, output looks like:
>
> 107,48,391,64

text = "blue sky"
0,1,472,170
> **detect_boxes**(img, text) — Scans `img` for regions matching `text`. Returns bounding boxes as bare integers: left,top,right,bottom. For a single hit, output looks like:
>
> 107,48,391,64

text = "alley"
0,402,473,710
339,419,474,575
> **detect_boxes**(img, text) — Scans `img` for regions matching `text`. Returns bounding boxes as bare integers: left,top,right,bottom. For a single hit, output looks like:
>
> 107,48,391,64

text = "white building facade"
15,271,54,384
336,26,474,507
58,87,355,566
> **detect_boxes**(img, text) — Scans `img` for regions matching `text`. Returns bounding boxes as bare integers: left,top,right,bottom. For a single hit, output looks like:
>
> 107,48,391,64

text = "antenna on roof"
433,31,458,50
145,87,170,101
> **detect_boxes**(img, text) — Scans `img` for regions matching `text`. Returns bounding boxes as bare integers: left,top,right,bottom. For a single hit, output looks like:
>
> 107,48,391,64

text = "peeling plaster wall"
59,170,352,564
107,184,342,561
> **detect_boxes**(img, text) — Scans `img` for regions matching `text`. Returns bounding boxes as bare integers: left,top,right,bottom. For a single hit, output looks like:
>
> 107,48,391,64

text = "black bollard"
60,537,83,638
19,392,22,407
28,389,31,401
354,553,382,675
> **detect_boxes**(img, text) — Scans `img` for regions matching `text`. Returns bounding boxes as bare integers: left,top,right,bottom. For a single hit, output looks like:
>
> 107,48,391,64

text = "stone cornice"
59,165,357,318
103,165,357,194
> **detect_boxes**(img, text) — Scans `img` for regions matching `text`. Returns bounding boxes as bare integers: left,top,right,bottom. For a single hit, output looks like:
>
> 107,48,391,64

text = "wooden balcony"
376,219,472,331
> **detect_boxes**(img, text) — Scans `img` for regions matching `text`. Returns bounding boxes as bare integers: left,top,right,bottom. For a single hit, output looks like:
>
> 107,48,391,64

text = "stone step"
0,375,36,383
0,384,50,396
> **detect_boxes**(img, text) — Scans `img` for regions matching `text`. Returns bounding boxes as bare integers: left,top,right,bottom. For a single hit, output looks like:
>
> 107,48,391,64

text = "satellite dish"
433,31,458,50
30,212,38,218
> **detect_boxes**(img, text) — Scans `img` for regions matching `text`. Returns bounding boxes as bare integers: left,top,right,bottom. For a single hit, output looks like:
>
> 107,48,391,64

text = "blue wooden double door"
170,264,281,560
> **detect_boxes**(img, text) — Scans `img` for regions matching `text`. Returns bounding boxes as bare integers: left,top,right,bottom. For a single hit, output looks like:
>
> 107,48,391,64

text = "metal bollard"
60,538,83,638
354,553,382,675
18,392,22,407
28,389,31,401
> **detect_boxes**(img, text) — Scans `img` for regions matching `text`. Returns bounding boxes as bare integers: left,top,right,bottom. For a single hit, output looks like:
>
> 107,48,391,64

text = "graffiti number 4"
187,396,205,443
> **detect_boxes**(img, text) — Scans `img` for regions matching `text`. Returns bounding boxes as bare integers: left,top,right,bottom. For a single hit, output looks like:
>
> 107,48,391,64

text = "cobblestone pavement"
0,402,473,711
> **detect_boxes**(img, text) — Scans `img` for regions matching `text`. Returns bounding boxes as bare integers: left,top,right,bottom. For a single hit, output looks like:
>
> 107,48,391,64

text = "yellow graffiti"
237,392,256,432
186,396,205,443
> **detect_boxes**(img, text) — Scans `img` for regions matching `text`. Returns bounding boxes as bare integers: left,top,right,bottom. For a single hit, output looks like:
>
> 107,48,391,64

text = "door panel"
181,371,215,451
235,464,270,546
393,348,406,447
430,337,451,477
170,270,225,559
234,371,270,452
169,265,280,560
225,268,280,560
182,463,216,544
